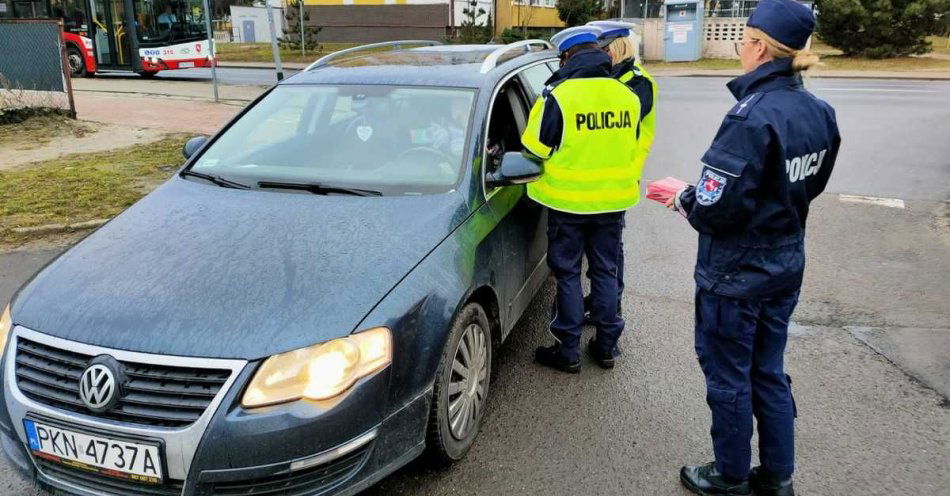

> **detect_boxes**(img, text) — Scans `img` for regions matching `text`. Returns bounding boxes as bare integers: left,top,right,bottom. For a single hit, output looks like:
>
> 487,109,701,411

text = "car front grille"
15,337,232,428
197,443,372,496
35,457,185,496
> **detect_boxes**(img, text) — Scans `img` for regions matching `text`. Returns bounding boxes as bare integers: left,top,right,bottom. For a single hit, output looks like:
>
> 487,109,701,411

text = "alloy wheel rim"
447,323,488,440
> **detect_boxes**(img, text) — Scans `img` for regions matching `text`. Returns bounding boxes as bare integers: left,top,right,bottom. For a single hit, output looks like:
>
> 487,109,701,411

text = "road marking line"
817,88,937,93
839,194,905,209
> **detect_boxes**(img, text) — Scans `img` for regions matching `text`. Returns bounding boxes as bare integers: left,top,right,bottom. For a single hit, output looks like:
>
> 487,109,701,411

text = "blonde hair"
606,35,640,66
745,27,820,72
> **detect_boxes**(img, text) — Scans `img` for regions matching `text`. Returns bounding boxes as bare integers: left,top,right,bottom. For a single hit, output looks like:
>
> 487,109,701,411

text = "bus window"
49,0,88,32
136,0,205,44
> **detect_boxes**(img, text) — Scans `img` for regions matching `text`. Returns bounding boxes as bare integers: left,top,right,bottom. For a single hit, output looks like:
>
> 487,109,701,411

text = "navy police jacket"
678,58,841,298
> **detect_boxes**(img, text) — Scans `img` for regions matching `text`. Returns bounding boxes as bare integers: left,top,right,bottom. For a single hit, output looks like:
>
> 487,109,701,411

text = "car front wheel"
426,302,492,464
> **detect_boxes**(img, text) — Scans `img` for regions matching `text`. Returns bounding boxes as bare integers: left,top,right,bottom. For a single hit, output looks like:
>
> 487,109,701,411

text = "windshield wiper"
180,170,250,189
257,181,383,197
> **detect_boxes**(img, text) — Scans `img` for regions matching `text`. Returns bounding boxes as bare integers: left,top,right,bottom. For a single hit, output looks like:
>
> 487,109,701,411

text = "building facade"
297,0,491,43
494,0,564,36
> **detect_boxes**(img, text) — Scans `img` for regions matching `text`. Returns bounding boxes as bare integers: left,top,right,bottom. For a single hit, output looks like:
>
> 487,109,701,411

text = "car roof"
281,43,558,89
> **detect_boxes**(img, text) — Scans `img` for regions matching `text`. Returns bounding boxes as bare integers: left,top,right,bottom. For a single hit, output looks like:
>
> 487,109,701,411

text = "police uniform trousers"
695,287,799,481
547,209,625,361
585,214,626,312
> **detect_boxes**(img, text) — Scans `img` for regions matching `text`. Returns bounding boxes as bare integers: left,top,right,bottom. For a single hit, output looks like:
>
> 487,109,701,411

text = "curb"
216,62,950,80
11,219,110,236
72,88,257,105
217,62,308,70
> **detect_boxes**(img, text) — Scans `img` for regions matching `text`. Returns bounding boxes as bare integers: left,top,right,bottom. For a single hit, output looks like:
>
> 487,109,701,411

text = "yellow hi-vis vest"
522,78,641,214
619,62,658,180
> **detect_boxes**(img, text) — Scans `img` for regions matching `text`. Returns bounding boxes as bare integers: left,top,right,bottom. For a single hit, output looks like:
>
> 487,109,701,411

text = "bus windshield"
134,0,206,46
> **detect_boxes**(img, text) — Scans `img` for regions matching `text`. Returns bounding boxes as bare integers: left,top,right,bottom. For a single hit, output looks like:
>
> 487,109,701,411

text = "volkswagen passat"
0,40,561,495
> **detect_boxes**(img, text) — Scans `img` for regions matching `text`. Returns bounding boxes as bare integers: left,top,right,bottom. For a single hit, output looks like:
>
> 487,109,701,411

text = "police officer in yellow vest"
523,25,643,372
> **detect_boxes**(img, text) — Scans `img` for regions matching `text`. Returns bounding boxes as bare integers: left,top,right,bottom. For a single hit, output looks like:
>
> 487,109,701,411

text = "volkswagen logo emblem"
78,357,122,413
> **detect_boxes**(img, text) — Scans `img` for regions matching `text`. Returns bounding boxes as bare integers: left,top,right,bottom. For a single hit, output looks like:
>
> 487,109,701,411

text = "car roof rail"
305,40,444,71
479,39,554,74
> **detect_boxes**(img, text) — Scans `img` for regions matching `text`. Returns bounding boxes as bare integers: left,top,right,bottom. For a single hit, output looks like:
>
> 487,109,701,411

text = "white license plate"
178,61,195,68
23,419,163,484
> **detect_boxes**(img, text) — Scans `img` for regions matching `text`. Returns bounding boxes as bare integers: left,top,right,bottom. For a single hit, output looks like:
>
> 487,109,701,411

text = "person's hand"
666,187,688,214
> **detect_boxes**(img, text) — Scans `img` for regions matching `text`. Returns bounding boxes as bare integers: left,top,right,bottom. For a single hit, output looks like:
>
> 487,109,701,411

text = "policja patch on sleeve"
695,168,727,206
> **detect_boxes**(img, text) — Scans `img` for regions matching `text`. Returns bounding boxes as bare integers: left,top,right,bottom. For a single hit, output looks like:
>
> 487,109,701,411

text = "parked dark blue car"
0,40,562,495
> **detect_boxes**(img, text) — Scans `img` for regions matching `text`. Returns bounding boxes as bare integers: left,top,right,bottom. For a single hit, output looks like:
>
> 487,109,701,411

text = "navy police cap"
550,26,603,53
746,0,816,50
587,20,636,47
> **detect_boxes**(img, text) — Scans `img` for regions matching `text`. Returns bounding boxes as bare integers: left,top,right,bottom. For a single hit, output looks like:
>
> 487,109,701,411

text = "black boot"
587,337,620,369
749,466,794,496
680,462,751,495
534,345,580,374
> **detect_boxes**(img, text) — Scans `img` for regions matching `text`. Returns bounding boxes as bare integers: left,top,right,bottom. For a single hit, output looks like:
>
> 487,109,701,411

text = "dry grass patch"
215,42,362,64
0,135,189,244
0,115,95,151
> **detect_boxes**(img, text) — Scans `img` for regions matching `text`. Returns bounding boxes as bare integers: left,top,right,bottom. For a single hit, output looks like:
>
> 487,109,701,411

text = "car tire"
67,45,87,78
426,302,493,465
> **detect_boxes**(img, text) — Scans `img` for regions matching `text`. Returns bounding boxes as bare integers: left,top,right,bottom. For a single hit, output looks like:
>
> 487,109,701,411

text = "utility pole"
265,0,284,81
202,0,219,102
299,0,305,58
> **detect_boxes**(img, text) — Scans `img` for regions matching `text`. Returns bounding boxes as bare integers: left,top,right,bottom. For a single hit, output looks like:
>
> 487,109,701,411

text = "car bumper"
1,327,429,496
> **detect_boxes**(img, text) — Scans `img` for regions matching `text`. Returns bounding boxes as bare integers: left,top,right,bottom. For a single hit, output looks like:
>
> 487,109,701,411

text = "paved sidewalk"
69,78,263,134
74,92,243,135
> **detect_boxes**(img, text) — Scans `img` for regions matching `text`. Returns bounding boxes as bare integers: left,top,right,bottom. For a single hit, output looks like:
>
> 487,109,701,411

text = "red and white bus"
1,0,216,77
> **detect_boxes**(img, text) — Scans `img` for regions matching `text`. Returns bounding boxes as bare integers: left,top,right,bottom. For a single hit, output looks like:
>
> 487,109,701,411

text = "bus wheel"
67,46,87,77
138,71,158,78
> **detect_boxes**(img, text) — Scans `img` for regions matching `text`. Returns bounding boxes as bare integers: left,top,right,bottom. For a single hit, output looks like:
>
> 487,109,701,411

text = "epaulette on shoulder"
542,79,566,98
728,92,764,120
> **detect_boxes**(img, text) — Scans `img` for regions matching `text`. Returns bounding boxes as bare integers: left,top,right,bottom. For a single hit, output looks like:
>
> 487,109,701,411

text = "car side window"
483,75,534,196
519,63,555,102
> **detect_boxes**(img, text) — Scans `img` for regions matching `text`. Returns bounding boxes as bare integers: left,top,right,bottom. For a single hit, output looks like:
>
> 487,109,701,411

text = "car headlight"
241,327,391,408
0,305,11,354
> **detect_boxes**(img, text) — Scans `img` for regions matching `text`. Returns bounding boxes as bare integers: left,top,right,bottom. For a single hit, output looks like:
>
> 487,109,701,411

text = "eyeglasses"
734,38,761,56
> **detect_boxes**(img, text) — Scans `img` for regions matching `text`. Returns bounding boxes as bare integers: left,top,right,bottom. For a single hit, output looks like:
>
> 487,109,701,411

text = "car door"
485,61,555,335
515,62,556,277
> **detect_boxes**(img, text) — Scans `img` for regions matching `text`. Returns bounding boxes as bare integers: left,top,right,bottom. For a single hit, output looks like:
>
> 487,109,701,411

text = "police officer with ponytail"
670,1,841,494
523,26,643,372
580,20,658,323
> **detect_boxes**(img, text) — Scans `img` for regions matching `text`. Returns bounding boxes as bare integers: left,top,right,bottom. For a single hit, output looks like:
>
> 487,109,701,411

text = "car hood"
12,177,467,359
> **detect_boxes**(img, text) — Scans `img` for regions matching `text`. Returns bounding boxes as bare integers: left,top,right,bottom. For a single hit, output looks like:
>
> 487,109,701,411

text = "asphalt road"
2,76,948,495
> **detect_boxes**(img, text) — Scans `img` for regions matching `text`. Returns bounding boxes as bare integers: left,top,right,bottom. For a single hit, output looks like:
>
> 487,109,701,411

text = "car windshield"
189,85,476,196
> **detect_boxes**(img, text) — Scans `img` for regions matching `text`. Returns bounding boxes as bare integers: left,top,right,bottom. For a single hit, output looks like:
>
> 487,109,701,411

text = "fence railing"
0,18,76,121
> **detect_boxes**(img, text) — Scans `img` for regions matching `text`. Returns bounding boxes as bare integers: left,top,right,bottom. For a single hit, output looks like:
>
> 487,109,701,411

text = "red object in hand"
646,177,690,204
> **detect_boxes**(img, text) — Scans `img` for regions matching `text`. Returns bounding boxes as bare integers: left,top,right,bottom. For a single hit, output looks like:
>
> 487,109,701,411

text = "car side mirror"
486,152,542,188
182,136,208,160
